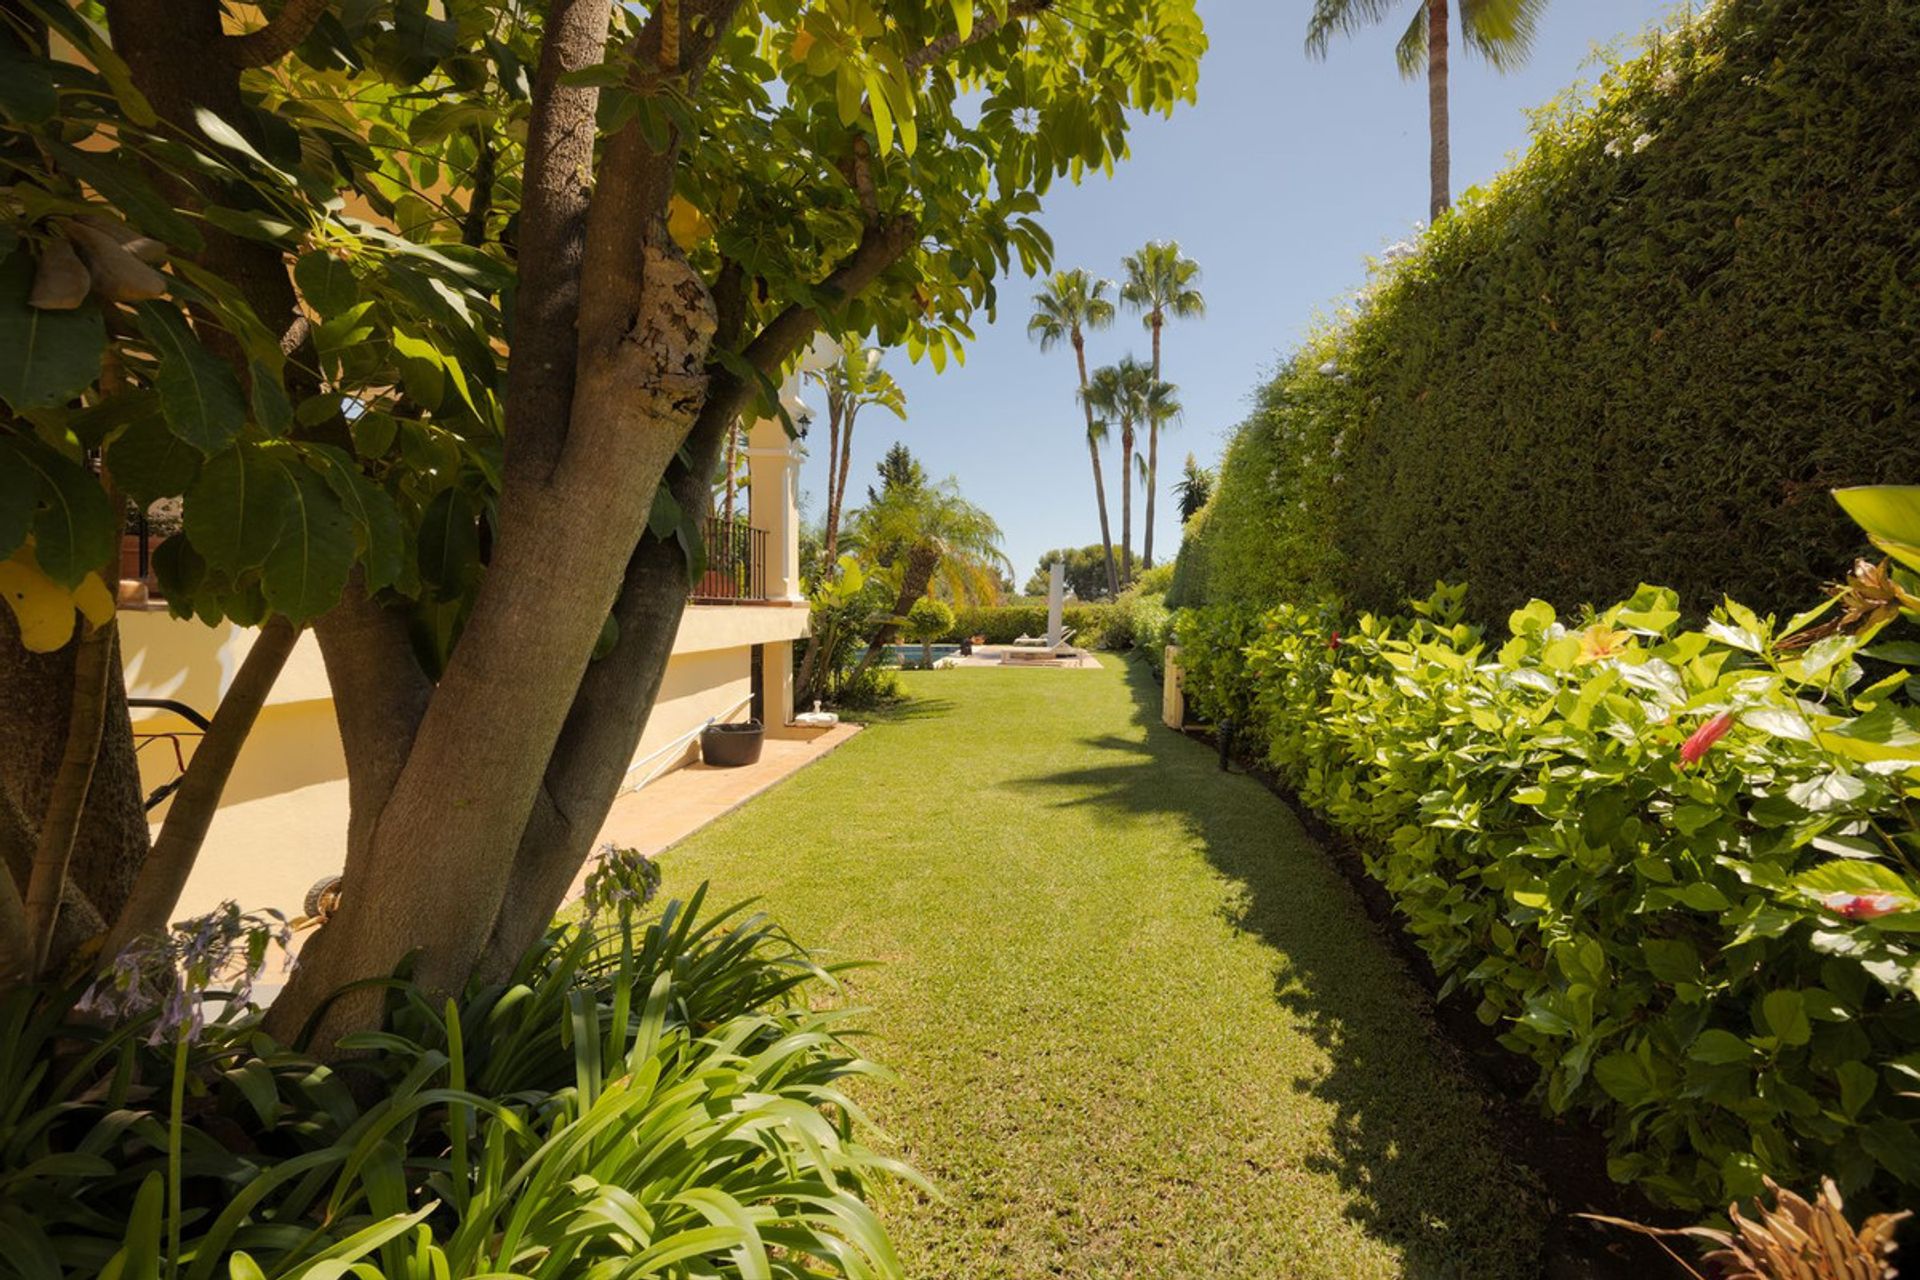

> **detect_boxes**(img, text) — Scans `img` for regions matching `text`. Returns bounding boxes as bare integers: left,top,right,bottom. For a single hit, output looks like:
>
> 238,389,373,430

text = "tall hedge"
1173,0,1920,621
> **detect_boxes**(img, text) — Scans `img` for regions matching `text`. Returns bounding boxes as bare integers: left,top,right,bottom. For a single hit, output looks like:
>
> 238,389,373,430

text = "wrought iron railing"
693,517,769,602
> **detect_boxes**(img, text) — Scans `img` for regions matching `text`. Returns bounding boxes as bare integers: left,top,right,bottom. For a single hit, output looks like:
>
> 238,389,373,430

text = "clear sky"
796,0,1680,587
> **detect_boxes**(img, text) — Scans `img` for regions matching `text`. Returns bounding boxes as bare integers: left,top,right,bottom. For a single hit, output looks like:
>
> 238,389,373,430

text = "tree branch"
696,213,918,441
0,787,31,986
224,0,329,68
100,617,300,961
310,576,431,866
24,620,114,976
500,0,614,487
905,0,1052,73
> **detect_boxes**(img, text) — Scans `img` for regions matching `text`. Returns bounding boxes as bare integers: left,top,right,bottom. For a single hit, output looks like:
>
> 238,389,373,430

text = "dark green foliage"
940,602,1117,646
0,889,908,1278
1177,0,1920,622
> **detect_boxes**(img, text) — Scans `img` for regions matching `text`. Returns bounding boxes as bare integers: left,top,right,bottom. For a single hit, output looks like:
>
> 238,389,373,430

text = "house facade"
123,399,815,922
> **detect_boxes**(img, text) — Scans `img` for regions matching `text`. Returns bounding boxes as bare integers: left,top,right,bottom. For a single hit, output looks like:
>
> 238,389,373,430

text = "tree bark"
849,543,938,685
1073,334,1119,597
501,0,615,488
1143,313,1162,571
223,0,329,67
1120,421,1135,584
1428,0,1450,221
24,619,114,976
100,617,300,960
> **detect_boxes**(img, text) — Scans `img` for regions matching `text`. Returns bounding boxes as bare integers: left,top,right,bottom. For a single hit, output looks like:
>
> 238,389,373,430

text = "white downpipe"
618,695,754,795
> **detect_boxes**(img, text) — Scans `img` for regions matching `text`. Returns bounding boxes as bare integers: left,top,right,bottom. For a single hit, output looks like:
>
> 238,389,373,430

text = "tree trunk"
22,619,113,976
822,399,843,565
101,617,300,960
1143,313,1162,570
1,616,151,972
1119,422,1135,584
831,409,856,562
849,544,937,685
1428,0,1450,221
1073,334,1119,597
722,422,739,527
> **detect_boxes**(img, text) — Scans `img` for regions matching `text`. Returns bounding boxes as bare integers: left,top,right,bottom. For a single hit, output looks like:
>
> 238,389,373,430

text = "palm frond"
1304,0,1409,60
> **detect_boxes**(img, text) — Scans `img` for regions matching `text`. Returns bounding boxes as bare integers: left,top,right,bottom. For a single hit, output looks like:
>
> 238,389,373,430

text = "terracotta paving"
569,723,863,899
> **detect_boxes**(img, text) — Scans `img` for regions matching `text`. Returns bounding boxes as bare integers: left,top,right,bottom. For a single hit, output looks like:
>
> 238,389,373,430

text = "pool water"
882,643,961,667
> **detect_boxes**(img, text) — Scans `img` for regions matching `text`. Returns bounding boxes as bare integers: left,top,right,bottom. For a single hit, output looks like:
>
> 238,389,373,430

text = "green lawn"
657,656,1548,1278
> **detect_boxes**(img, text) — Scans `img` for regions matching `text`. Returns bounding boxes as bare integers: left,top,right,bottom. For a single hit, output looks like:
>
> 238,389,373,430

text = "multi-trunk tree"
0,0,1203,1048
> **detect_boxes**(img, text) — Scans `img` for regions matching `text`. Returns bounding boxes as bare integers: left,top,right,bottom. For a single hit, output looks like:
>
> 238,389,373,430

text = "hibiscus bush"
1177,574,1920,1212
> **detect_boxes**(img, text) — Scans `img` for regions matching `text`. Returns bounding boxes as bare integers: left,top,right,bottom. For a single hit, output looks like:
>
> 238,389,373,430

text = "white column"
745,414,803,603
1047,559,1065,646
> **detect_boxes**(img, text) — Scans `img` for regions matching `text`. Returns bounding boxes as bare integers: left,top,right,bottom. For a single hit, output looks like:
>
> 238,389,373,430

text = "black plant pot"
702,719,764,767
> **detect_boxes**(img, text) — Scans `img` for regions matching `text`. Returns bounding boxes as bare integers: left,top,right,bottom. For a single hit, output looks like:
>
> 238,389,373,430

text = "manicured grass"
657,656,1548,1278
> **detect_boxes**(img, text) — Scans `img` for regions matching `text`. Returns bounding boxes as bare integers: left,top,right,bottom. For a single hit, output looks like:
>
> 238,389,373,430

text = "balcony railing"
693,517,769,603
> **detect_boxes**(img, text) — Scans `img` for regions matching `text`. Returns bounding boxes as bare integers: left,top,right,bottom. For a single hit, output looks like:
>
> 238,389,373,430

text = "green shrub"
832,664,904,711
1102,581,1174,671
1175,584,1920,1213
905,597,956,666
0,884,911,1278
1175,0,1920,623
941,602,1116,646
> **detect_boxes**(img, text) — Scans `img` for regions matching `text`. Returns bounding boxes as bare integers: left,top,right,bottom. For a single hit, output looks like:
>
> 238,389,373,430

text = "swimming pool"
881,643,961,667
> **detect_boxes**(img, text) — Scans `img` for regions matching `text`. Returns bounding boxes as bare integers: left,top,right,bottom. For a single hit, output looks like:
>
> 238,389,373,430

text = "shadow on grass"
1009,655,1549,1278
836,694,959,725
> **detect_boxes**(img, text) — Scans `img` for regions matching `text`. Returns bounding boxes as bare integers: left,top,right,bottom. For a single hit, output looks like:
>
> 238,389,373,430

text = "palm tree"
806,347,905,572
1120,242,1204,570
1173,453,1214,522
1028,270,1120,597
842,465,1009,684
1305,0,1548,220
1083,357,1180,585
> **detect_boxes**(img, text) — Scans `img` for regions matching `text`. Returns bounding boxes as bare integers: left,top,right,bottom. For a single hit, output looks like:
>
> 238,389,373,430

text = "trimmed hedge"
1173,0,1920,622
1176,586,1920,1214
940,603,1117,646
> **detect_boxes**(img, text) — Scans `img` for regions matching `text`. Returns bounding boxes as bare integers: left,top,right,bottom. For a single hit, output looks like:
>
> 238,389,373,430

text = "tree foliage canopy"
0,0,1204,644
0,0,1204,1025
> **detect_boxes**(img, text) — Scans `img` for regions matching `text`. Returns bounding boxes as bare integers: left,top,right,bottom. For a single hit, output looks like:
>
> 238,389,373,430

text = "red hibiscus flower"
1822,892,1904,922
1679,711,1735,766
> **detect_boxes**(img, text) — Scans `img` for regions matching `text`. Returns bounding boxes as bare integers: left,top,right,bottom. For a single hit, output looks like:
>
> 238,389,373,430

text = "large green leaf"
309,445,407,593
0,38,57,124
0,253,105,411
44,143,202,252
256,451,355,623
293,251,358,318
105,409,203,505
135,302,247,456
184,445,291,574
0,435,115,586
1833,486,1920,575
415,487,478,602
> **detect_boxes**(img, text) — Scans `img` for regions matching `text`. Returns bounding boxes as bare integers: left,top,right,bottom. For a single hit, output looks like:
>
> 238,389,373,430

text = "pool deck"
941,644,1101,669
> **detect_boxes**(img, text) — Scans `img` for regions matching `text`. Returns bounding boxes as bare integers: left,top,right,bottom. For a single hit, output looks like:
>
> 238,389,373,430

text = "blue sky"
796,0,1679,587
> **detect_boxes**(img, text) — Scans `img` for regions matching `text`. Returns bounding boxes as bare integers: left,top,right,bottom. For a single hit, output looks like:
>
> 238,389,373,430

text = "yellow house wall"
123,602,808,920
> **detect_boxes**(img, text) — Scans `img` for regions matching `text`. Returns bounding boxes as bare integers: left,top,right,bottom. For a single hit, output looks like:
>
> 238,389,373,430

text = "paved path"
657,657,1547,1278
